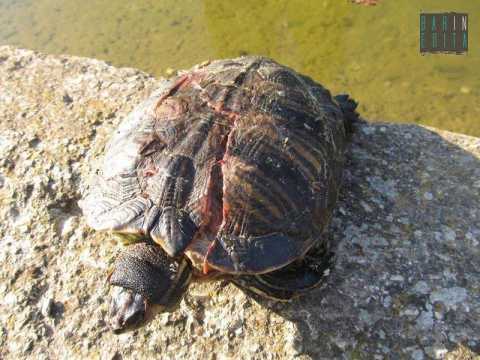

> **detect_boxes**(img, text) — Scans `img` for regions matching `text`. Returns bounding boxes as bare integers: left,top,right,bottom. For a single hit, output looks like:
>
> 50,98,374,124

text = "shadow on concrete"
240,122,480,358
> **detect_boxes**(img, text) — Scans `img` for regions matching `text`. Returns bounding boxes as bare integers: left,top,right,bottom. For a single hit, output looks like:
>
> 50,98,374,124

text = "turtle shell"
81,56,348,275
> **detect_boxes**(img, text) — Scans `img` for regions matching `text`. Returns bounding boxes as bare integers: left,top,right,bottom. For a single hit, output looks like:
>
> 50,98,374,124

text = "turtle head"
107,242,192,333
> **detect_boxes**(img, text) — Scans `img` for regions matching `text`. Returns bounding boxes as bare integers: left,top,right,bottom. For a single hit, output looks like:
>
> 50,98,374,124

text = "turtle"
80,56,358,333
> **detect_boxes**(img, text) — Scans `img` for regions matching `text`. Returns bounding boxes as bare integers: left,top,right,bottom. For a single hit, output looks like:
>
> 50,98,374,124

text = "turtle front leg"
231,249,334,301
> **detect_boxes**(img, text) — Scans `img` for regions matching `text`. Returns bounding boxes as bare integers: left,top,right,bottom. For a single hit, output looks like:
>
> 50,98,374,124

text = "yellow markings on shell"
287,131,328,182
227,163,288,221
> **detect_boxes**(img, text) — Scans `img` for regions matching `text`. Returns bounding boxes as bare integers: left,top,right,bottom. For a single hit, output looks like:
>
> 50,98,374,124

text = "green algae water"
1,0,479,136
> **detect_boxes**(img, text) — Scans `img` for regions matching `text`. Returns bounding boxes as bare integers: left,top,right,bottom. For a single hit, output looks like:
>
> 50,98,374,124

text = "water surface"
1,0,479,136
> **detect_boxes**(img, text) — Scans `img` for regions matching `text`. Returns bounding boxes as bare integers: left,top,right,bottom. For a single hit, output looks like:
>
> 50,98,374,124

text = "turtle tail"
334,93,360,135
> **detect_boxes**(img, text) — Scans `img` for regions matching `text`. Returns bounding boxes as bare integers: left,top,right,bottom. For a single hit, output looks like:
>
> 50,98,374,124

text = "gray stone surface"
0,46,479,359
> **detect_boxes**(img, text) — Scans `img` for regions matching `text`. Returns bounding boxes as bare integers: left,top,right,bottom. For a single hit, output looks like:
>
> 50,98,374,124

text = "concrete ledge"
0,46,479,359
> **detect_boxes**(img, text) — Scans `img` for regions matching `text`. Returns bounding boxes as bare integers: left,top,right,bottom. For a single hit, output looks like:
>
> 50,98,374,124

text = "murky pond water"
1,0,479,136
